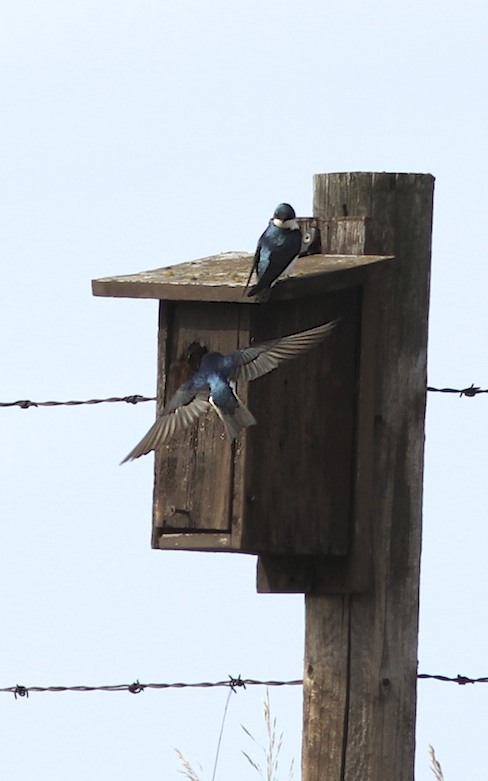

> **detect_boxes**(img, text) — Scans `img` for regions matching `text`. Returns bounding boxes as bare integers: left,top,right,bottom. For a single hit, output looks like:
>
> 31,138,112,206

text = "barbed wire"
427,384,488,397
1,677,301,699
417,673,488,684
0,395,156,409
1,673,486,699
1,385,487,410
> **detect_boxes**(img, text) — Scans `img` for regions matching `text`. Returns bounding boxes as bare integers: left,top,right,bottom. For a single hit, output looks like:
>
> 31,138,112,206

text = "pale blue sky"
1,1,488,778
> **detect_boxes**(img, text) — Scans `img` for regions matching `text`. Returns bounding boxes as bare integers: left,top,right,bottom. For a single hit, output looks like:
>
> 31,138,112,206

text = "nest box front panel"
241,290,360,555
152,288,360,557
153,301,248,542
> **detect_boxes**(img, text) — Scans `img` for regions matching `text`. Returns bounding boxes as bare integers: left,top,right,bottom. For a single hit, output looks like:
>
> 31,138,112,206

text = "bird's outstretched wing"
121,388,211,463
228,320,337,382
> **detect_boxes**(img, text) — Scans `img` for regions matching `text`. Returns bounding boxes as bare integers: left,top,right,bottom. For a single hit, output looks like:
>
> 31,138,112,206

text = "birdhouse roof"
92,251,394,303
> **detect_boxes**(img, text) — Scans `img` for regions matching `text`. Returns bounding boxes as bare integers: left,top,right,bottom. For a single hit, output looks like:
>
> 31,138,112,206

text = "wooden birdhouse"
92,172,433,593
93,171,435,781
94,244,393,591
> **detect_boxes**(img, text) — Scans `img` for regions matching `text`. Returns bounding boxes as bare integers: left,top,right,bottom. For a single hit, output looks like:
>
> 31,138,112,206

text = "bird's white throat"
272,218,300,230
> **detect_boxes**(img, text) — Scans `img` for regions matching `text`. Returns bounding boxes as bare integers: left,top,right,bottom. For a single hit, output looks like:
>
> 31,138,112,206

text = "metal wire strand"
427,384,488,397
0,678,302,698
1,673,486,699
417,673,488,684
2,385,488,410
0,394,156,409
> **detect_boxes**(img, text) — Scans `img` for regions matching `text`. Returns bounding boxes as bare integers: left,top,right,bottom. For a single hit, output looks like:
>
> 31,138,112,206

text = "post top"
92,251,394,303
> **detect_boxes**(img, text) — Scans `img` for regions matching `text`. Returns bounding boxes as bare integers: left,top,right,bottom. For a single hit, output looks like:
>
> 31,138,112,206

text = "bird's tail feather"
210,396,257,440
246,283,271,302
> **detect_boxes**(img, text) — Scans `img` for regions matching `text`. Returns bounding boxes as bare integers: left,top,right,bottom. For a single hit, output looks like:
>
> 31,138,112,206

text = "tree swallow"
122,320,336,462
246,203,302,298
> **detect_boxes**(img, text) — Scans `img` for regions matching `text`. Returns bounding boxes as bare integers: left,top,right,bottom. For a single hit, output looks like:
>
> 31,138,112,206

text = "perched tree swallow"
122,320,336,462
246,203,302,298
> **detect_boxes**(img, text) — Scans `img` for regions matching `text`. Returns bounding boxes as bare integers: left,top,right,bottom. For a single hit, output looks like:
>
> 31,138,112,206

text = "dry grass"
429,745,445,780
241,689,294,781
174,748,204,781
174,689,294,780
175,709,444,780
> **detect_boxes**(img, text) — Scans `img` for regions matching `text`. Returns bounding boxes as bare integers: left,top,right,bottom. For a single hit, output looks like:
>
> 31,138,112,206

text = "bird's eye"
304,233,311,243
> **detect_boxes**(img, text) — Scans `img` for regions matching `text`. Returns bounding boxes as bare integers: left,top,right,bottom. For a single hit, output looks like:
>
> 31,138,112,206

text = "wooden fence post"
302,172,434,780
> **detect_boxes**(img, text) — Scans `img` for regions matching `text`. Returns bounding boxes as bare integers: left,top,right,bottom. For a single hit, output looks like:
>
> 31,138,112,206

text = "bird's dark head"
272,203,299,229
274,203,296,221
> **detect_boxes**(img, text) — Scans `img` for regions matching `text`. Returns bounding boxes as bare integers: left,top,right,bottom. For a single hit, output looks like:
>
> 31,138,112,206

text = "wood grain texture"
241,290,359,555
151,291,356,555
302,172,434,781
257,219,381,592
91,252,393,303
156,532,233,550
152,301,250,540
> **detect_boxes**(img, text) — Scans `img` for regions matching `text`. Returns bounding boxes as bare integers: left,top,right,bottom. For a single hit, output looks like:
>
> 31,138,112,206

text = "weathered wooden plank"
242,290,359,555
151,301,171,548
302,172,434,781
319,216,370,255
257,554,364,593
152,302,249,541
91,252,394,302
303,595,351,779
256,227,380,591
156,532,232,551
229,304,253,552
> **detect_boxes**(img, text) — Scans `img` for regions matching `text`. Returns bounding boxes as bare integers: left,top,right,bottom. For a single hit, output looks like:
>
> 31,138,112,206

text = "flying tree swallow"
122,320,336,462
246,203,302,298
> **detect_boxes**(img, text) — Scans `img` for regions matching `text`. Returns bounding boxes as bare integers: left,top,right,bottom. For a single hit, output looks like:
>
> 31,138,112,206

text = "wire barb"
128,680,146,694
228,675,246,692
